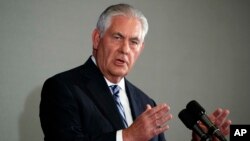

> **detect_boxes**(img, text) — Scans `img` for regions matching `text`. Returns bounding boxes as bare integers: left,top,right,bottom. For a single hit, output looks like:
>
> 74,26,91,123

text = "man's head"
96,4,148,41
92,4,148,83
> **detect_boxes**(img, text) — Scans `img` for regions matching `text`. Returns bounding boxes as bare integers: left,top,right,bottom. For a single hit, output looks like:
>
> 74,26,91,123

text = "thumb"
146,104,152,110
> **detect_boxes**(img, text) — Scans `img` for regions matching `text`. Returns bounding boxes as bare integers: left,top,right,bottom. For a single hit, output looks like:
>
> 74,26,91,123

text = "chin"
113,70,128,77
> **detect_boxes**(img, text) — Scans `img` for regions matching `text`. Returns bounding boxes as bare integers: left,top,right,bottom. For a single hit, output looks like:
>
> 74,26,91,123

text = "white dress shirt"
91,56,133,141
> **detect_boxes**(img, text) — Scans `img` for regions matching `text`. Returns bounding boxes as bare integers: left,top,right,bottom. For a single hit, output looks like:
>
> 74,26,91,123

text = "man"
40,4,231,141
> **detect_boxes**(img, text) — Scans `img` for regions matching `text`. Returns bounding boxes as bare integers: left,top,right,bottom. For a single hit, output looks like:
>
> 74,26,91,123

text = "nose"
121,39,130,54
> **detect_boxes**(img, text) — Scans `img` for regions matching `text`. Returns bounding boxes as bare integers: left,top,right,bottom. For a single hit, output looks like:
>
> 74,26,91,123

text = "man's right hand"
123,103,173,141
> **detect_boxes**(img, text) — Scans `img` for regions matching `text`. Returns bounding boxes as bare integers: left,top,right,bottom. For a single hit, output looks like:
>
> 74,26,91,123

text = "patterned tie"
109,85,128,128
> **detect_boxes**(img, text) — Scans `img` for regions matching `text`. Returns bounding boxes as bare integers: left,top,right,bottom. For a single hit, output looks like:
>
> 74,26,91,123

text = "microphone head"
178,108,198,130
186,100,227,141
186,100,205,118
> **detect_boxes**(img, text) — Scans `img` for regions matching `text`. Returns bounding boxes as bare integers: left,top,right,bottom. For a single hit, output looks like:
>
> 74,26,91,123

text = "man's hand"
123,103,173,141
192,108,232,141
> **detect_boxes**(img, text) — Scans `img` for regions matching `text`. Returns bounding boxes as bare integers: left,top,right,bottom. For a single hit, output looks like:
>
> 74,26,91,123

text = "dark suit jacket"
40,57,166,141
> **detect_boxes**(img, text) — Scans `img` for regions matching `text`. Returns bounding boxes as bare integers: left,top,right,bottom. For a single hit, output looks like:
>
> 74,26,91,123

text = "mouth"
115,58,127,66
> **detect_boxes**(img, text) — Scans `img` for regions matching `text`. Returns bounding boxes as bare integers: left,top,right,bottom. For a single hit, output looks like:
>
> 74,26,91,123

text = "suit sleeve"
39,77,116,141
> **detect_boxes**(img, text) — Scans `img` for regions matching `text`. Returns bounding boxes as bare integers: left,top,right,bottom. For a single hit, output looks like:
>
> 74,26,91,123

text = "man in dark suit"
40,4,231,141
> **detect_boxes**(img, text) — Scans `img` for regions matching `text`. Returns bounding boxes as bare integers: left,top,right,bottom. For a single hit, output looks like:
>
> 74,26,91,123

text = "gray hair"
96,3,148,41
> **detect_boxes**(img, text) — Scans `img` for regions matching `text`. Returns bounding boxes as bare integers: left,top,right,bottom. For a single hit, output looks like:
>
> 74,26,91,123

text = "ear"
140,42,145,52
92,28,101,50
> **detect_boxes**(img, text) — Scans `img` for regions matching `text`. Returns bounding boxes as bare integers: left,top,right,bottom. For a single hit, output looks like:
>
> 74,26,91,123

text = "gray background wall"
0,0,249,141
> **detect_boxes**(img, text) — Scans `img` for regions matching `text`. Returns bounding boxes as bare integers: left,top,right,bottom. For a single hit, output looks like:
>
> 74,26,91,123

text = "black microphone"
186,100,227,141
178,109,211,141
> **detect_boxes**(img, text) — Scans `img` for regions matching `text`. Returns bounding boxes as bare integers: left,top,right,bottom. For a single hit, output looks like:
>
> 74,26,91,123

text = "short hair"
96,3,149,41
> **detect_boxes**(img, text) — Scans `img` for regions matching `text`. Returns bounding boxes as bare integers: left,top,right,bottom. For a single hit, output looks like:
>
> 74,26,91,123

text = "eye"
131,40,139,45
113,34,122,40
130,39,140,46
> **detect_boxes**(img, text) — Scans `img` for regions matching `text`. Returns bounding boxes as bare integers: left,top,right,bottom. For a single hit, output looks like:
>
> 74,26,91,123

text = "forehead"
107,15,143,39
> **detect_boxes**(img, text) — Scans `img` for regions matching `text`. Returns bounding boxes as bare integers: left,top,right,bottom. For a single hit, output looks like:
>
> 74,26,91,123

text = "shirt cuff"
116,130,123,141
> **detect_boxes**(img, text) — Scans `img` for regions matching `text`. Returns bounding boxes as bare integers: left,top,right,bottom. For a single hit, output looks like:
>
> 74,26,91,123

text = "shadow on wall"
19,86,43,141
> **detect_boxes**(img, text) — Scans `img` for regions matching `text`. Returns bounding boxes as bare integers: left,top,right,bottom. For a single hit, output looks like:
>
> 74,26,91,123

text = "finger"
221,119,231,130
220,120,232,135
153,105,170,120
222,128,230,136
148,104,171,128
153,124,169,136
212,108,223,119
154,104,170,116
155,113,173,127
142,104,155,117
220,126,230,137
146,104,152,110
214,109,230,126
145,103,169,117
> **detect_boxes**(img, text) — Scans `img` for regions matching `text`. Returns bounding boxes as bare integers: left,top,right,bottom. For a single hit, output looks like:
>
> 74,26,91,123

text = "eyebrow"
114,32,141,42
114,32,124,38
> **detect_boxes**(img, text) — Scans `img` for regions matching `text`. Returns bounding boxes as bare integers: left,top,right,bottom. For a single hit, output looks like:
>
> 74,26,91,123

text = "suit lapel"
82,57,125,129
125,80,143,120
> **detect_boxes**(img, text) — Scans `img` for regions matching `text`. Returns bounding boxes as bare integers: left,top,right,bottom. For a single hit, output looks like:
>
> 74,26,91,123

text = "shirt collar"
104,77,125,91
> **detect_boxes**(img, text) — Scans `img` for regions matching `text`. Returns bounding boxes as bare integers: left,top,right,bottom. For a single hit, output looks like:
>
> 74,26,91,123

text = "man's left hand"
192,108,232,141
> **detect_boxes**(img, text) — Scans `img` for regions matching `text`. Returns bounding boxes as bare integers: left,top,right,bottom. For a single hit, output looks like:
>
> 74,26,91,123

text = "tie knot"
109,85,120,96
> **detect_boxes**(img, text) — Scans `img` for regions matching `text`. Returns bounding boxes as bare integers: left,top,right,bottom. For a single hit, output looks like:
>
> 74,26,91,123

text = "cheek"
103,49,117,67
129,51,141,66
98,44,112,59
102,41,116,57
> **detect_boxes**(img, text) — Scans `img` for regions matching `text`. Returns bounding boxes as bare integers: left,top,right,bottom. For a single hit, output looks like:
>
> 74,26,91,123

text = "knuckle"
152,128,158,136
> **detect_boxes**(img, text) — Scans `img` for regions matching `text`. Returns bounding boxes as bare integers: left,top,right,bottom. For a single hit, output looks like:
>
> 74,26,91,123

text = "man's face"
92,15,144,83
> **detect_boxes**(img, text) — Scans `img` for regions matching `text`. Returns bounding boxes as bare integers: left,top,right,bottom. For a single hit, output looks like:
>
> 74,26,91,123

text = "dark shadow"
19,86,43,141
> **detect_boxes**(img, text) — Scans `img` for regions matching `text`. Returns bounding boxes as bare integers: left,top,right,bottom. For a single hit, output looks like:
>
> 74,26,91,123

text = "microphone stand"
200,135,211,141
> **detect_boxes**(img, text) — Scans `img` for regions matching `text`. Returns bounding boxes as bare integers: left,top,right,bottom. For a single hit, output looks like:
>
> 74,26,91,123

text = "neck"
104,75,123,84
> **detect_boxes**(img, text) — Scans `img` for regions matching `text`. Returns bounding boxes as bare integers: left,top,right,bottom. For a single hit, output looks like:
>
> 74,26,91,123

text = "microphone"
178,109,211,141
186,100,227,141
